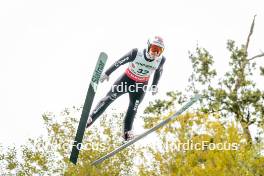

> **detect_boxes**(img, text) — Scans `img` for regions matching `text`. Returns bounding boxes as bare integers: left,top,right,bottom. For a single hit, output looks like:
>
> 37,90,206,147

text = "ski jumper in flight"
86,36,166,141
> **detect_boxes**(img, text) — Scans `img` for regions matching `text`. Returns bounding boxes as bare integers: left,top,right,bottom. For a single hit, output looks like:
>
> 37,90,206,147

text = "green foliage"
0,108,137,175
187,38,264,143
140,112,264,176
260,66,264,76
189,46,217,85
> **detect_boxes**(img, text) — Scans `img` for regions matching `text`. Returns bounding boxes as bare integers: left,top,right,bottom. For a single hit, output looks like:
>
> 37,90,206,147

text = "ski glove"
100,74,109,83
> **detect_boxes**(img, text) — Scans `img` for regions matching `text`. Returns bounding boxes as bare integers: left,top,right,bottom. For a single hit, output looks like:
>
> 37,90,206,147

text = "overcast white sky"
0,0,263,146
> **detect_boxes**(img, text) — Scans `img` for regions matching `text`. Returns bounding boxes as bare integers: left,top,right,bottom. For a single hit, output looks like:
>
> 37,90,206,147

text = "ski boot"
122,131,135,144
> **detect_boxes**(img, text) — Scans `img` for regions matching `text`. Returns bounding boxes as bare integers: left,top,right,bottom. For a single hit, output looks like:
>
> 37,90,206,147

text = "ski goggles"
149,44,164,55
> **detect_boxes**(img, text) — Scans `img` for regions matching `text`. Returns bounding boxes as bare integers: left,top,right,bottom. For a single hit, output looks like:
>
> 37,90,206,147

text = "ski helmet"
147,36,165,56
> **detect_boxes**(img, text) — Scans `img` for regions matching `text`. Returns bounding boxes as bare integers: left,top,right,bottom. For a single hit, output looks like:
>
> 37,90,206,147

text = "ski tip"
100,52,108,58
69,158,77,165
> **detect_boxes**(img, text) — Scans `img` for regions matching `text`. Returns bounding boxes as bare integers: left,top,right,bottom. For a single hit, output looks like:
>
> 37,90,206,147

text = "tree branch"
245,15,256,53
248,120,255,126
248,51,264,61
246,109,250,122
208,107,227,114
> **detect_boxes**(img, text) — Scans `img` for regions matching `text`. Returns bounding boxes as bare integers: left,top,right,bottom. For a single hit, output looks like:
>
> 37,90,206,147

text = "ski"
70,52,108,165
91,94,201,165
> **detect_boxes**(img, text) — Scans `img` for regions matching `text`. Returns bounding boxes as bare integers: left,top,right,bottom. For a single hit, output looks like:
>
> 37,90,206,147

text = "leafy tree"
139,112,264,176
187,15,264,143
0,107,137,175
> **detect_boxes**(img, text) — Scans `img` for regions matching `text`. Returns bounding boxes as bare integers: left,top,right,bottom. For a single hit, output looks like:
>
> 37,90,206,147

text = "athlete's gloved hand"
100,74,109,83
150,86,158,95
